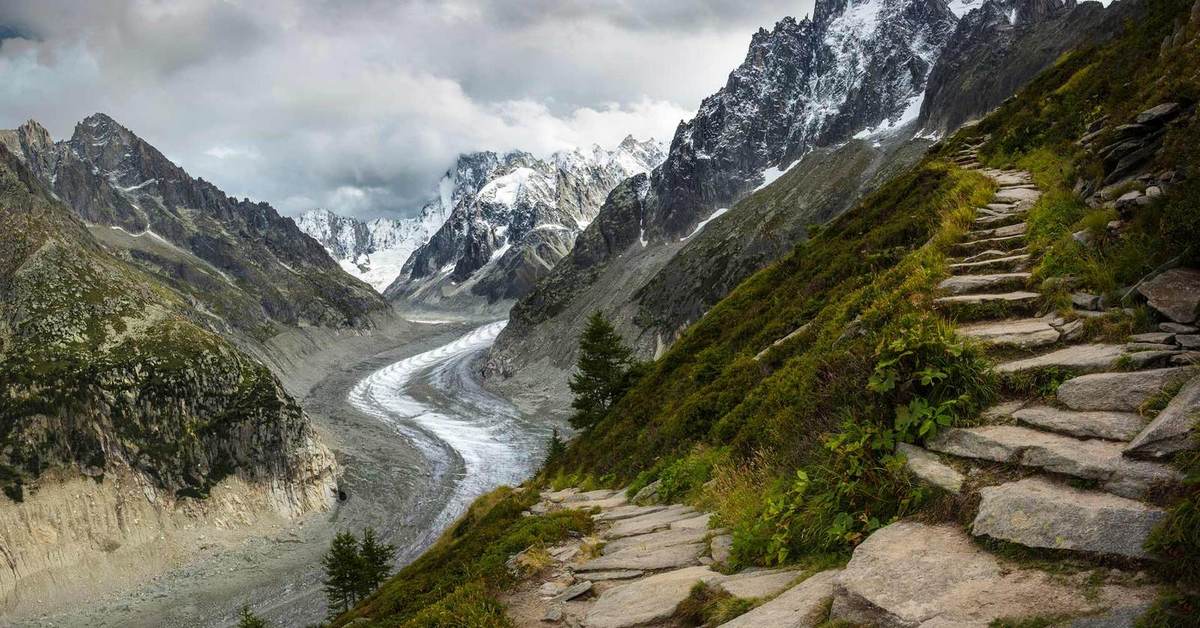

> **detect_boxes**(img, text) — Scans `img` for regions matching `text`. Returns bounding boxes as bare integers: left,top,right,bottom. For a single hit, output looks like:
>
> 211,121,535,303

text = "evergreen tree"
322,531,365,616
569,311,635,429
236,606,269,628
544,427,567,467
357,527,396,598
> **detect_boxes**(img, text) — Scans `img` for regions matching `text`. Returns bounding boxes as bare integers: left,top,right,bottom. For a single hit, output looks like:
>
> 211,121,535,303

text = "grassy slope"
344,1,1200,624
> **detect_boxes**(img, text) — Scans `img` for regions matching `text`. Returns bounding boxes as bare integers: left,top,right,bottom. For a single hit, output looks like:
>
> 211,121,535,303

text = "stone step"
897,443,963,494
717,570,840,628
939,272,1031,295
987,173,1034,187
953,234,1027,255
994,187,1042,205
927,424,1179,499
1125,373,1200,459
956,246,1028,264
935,291,1041,314
995,343,1126,375
828,521,1156,627
984,202,1018,213
600,526,710,556
949,253,1031,274
973,212,1027,228
603,505,698,538
1056,367,1193,412
957,318,1060,349
575,541,703,572
1010,405,1147,441
967,222,1028,240
717,569,805,600
973,477,1165,559
584,566,724,628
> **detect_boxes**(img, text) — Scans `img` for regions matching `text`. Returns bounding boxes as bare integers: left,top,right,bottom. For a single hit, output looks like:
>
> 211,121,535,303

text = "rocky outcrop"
917,0,1118,135
0,114,385,338
383,138,665,308
296,209,445,292
0,145,337,608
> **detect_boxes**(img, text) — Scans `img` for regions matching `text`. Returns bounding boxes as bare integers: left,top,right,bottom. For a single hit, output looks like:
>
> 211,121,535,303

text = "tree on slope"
357,527,396,598
569,311,635,429
323,532,365,616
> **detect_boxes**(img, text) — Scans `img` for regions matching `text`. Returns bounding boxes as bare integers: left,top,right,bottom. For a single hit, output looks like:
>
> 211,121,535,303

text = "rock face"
0,114,385,337
382,138,665,308
489,0,958,391
917,0,1117,135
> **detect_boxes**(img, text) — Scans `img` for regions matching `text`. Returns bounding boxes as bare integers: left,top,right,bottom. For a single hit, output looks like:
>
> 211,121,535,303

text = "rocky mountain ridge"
380,137,665,308
0,114,386,341
295,208,440,292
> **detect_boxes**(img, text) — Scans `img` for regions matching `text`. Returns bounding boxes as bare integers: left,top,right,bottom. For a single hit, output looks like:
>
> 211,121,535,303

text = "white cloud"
0,0,815,219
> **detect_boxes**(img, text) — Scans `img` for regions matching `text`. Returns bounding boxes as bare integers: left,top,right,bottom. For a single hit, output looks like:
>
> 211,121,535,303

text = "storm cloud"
0,0,814,218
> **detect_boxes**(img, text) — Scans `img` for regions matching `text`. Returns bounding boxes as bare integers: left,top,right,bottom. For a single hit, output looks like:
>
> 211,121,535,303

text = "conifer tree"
544,427,567,466
357,527,396,598
569,311,634,429
236,606,269,628
322,531,365,616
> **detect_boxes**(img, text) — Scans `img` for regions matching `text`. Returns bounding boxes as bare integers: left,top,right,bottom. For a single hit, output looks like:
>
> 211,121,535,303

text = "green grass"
332,487,593,627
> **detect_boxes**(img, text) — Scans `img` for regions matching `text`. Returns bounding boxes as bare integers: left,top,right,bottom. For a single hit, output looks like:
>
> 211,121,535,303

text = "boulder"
583,566,723,628
972,477,1165,559
1125,375,1200,459
710,534,733,565
1138,268,1200,323
1057,368,1192,412
631,480,660,504
897,443,964,494
1178,334,1200,350
717,570,840,628
1135,102,1182,126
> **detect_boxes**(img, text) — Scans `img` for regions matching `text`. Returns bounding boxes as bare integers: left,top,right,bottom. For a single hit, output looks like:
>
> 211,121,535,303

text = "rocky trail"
501,141,1199,627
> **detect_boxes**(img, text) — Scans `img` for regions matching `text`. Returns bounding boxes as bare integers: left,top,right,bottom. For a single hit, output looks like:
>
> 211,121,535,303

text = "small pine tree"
569,312,635,429
544,427,567,467
323,532,365,617
236,605,269,628
357,527,396,598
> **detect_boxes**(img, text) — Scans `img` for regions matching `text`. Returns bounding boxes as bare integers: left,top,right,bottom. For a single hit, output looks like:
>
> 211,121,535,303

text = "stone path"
501,142,1193,626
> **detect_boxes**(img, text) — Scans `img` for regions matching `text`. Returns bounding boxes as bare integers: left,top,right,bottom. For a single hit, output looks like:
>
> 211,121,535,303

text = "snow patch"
681,207,730,241
755,162,797,192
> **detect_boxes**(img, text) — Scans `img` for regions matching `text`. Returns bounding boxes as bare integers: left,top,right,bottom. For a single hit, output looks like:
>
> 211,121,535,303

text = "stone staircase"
504,145,1195,626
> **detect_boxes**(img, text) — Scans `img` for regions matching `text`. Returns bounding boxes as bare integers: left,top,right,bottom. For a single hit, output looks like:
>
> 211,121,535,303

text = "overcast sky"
0,0,815,219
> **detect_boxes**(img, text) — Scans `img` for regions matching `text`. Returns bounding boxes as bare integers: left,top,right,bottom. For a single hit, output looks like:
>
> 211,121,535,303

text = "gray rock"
993,188,1041,204
583,566,723,628
593,504,668,522
631,480,660,505
1172,351,1200,366
1138,268,1200,323
602,505,698,538
1135,102,1181,126
601,527,709,555
1058,319,1086,342
1130,332,1175,344
551,580,593,603
1072,292,1102,311
1123,349,1180,370
938,273,1031,295
935,291,1040,307
717,570,840,628
897,443,964,494
710,534,733,565
968,222,1029,239
957,318,1059,349
972,477,1165,559
1125,375,1200,459
543,604,564,622
575,542,703,572
829,521,1149,628
1057,368,1192,411
1160,322,1198,334
1178,334,1200,349
995,344,1125,375
584,570,643,581
562,489,621,503
718,569,804,599
1012,406,1146,441
671,513,712,530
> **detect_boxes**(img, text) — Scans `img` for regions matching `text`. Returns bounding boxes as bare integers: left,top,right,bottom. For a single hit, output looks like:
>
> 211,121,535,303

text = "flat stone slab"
995,344,1126,374
897,443,963,494
949,253,1030,273
1011,405,1146,441
593,504,668,522
601,526,710,555
973,477,1166,559
959,247,1027,263
583,566,723,628
958,318,1060,349
1138,268,1200,324
927,425,1178,498
829,521,1152,627
1131,332,1176,344
718,569,804,599
968,222,1028,239
1126,374,1200,459
939,273,1031,295
576,541,703,572
718,570,840,628
953,234,1027,254
670,513,711,530
585,570,644,581
563,489,621,502
994,188,1042,204
603,505,698,538
571,495,630,510
1057,367,1192,412
936,290,1040,307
